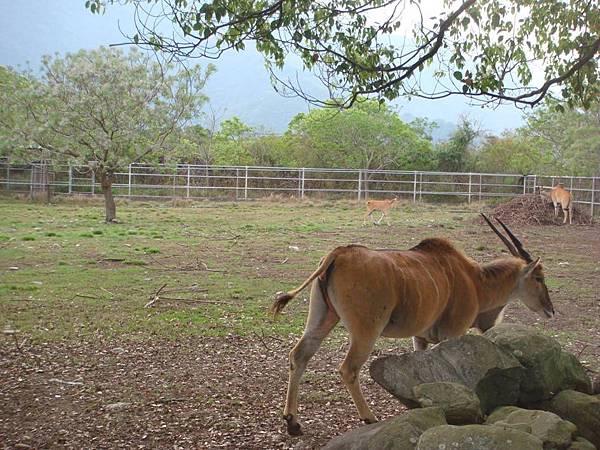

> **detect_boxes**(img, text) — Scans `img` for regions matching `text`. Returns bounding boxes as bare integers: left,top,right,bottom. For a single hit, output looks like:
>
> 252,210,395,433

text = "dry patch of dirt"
0,336,406,449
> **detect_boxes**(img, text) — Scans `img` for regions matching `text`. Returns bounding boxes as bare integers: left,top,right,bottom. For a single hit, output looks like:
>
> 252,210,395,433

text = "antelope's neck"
477,258,525,311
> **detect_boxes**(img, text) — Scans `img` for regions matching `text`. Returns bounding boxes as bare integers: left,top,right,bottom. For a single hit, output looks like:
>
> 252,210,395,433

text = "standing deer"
539,184,573,224
272,214,554,435
363,197,397,226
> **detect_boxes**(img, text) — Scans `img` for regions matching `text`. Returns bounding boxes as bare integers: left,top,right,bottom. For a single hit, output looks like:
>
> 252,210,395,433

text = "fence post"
591,178,596,223
300,168,305,199
186,165,191,198
244,166,248,200
6,164,10,191
91,170,95,195
29,165,34,199
522,175,527,195
357,170,362,201
235,168,239,200
128,164,132,198
569,176,573,192
532,175,537,193
68,164,72,194
413,172,417,203
468,173,472,204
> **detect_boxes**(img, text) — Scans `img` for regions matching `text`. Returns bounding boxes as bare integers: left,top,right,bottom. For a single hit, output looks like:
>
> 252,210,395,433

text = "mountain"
0,0,525,139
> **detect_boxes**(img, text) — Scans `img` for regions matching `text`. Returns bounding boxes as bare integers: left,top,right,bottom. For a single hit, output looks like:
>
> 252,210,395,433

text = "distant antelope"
363,197,397,225
272,214,554,435
539,184,573,224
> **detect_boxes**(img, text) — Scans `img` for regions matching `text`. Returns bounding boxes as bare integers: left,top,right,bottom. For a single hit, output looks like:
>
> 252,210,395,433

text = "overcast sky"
0,0,526,134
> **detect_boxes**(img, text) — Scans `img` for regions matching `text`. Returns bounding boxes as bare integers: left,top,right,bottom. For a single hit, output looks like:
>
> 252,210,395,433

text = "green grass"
0,196,598,359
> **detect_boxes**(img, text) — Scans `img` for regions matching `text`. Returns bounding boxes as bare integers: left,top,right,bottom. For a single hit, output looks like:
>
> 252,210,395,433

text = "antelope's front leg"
338,322,384,424
553,202,559,217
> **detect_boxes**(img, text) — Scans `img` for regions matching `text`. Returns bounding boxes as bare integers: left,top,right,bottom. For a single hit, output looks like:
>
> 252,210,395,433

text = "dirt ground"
1,199,599,449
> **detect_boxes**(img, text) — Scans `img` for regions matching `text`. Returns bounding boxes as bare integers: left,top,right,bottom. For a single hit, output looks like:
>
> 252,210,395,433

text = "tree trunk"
100,171,117,223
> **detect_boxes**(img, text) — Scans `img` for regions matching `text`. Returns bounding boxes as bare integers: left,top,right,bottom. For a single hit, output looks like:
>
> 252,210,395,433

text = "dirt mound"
486,194,593,226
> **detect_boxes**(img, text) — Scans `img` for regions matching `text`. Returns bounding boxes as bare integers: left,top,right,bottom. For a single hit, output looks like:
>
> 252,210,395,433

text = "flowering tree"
1,47,214,221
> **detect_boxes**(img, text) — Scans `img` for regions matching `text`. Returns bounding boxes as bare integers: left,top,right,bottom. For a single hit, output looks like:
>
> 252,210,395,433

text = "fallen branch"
100,287,115,297
200,261,226,273
144,283,168,308
251,329,286,353
49,378,84,386
158,296,237,306
577,344,589,359
151,397,187,404
161,285,208,294
72,293,99,300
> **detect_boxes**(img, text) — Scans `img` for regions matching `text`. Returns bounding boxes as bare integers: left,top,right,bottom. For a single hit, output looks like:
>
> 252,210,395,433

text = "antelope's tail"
271,247,343,317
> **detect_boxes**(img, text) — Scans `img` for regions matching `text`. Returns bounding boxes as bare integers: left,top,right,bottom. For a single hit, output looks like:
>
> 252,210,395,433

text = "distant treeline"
166,99,600,177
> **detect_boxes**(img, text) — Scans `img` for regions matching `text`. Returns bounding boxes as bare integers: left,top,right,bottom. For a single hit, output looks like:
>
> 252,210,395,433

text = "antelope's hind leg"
283,281,339,436
412,336,428,351
569,208,572,224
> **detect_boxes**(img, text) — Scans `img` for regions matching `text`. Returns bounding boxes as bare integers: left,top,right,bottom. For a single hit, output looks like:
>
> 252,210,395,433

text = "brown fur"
540,184,573,224
274,226,554,435
363,197,397,225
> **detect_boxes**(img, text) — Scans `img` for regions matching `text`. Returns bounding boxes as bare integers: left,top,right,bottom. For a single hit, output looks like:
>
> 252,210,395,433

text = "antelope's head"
481,213,555,319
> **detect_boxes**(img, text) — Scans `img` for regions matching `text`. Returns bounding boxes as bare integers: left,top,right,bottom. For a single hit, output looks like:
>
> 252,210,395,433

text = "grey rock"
486,406,576,449
541,390,600,448
567,437,597,450
370,334,525,413
484,324,592,403
417,424,544,450
412,382,483,424
322,407,447,450
492,420,533,434
486,405,523,423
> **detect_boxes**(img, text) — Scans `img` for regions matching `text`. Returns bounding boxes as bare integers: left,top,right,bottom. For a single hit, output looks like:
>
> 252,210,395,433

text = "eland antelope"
539,184,573,224
272,214,554,435
363,197,398,226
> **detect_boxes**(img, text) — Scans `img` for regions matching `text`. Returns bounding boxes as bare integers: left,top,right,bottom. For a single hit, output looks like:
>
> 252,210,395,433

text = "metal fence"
1,162,598,218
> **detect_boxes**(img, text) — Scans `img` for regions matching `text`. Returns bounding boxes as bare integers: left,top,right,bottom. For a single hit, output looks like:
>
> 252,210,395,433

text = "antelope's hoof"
284,415,303,436
362,416,378,425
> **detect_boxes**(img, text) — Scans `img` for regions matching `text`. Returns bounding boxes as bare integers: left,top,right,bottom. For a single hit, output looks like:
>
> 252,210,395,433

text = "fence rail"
1,162,598,218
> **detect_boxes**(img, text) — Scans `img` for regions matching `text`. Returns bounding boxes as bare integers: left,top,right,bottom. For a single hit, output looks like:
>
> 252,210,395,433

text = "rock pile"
324,324,598,450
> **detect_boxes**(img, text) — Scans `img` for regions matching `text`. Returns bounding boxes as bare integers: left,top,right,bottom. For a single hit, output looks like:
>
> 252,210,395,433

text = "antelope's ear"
522,257,542,277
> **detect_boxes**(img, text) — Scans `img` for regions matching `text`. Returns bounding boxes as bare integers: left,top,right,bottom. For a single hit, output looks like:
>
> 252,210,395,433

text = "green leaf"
453,71,463,81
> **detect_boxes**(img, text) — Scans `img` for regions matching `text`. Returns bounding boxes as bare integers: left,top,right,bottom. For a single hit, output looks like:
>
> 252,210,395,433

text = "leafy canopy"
0,47,214,171
88,0,599,109
286,99,436,171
